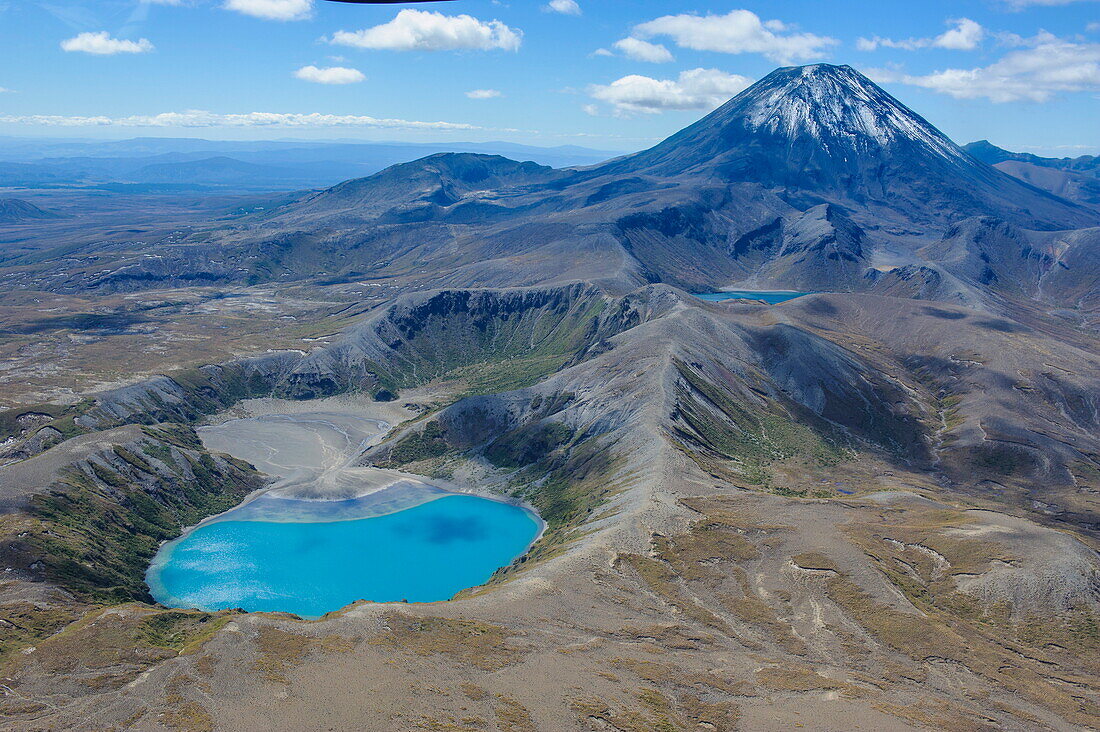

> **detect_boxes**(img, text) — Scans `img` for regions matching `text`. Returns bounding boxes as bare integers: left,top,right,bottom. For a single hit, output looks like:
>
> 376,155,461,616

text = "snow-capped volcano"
738,64,966,164
605,64,1095,230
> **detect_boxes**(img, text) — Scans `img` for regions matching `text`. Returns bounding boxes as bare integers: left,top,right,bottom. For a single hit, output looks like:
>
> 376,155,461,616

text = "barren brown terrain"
1,65,1098,731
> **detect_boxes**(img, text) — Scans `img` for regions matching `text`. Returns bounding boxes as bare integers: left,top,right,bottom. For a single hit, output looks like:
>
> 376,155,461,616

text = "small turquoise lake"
147,494,541,618
694,290,812,304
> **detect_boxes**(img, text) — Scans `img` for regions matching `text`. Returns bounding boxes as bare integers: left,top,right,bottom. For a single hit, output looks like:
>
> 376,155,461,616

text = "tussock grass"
252,626,354,684
372,614,521,672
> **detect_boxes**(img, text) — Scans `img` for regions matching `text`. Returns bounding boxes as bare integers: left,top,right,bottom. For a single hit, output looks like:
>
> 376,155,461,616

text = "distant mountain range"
7,64,1100,311
963,139,1099,173
963,139,1100,209
202,64,1092,303
0,137,620,192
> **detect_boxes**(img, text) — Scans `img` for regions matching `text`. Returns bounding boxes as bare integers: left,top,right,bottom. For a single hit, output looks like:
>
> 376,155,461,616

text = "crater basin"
146,403,540,618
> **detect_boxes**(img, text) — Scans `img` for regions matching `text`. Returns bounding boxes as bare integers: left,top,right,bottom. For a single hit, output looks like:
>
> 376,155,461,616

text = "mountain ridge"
964,140,1100,209
7,64,1100,308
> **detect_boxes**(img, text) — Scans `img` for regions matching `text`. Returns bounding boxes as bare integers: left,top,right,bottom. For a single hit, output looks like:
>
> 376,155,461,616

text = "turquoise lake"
694,290,812,304
146,494,541,618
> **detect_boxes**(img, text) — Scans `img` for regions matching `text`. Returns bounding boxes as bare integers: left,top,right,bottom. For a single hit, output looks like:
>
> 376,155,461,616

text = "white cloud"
613,37,674,63
294,65,365,84
631,10,836,64
934,18,986,50
466,89,501,99
1088,22,1100,32
858,18,985,52
591,48,614,57
544,0,580,16
330,9,521,52
588,68,752,115
224,0,312,21
866,35,1100,102
0,88,10,94
60,32,154,55
0,110,481,131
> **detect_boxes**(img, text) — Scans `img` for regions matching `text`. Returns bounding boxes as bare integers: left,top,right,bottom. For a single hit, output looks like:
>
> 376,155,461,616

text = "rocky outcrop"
0,427,63,465
742,204,870,291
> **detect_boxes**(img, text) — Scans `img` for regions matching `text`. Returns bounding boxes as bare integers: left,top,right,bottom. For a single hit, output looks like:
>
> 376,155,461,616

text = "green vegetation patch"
0,602,81,667
619,504,808,656
513,435,616,533
252,626,354,684
139,611,234,654
971,442,1037,477
385,421,453,466
372,613,521,672
0,605,236,689
485,421,573,470
571,687,740,732
23,427,261,603
831,520,1100,726
623,553,728,631
451,354,574,399
671,359,849,491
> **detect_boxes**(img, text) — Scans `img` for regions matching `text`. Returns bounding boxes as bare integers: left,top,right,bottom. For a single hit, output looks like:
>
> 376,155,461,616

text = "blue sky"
0,0,1097,154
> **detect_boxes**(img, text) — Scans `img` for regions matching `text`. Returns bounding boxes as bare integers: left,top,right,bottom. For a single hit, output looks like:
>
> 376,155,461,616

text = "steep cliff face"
66,285,654,430
285,283,672,398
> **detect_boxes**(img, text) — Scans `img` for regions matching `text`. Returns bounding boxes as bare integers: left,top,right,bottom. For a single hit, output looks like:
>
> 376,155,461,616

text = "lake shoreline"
145,397,547,618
